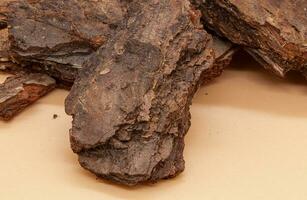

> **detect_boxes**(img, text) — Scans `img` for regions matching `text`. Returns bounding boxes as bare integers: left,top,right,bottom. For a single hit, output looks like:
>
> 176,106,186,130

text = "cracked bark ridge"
65,0,214,185
193,0,307,78
7,0,128,83
203,36,236,84
0,73,56,120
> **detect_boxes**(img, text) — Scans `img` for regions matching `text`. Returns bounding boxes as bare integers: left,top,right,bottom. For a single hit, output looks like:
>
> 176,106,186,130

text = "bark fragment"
65,0,215,185
0,73,56,120
193,0,307,77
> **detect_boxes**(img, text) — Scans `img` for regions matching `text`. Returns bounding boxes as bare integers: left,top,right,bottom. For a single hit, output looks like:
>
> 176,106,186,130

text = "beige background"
1,55,307,199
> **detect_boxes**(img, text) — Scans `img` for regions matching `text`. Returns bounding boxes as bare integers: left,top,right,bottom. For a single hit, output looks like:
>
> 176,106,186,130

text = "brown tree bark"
3,0,234,84
0,73,55,120
0,0,235,121
65,0,217,185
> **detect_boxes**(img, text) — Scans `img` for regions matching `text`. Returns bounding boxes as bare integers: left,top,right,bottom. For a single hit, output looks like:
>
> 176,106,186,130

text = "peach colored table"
1,57,307,200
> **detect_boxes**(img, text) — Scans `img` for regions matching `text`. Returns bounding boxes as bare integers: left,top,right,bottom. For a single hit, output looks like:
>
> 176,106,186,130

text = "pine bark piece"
7,0,128,83
0,73,56,120
65,0,214,185
193,0,307,78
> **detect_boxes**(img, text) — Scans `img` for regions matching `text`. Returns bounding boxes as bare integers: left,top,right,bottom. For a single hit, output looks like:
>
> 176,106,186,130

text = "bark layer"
65,0,215,185
0,73,55,120
193,0,307,77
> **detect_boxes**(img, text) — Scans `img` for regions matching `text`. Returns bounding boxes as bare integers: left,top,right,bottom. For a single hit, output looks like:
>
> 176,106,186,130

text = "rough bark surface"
0,28,21,73
193,0,307,78
4,0,234,84
202,36,236,84
0,28,11,68
0,0,13,29
0,73,55,120
7,0,128,83
65,0,215,185
0,28,57,120
0,0,232,121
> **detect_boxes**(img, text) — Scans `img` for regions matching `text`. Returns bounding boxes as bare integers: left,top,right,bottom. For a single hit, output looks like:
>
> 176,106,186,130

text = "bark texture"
0,0,13,29
0,21,57,120
0,26,57,120
4,0,234,84
65,0,215,185
0,28,21,73
7,0,128,83
202,36,236,84
193,0,307,77
0,0,232,121
0,73,55,120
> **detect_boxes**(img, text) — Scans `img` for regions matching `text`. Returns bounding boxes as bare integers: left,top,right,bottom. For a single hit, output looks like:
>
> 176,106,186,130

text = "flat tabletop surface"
1,54,307,200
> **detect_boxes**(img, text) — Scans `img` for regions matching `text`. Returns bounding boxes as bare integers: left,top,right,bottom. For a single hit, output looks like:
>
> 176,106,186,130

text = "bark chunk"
65,0,215,185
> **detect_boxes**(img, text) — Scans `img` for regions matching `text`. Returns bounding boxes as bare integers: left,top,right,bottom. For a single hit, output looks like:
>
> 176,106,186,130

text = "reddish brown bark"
0,73,55,120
